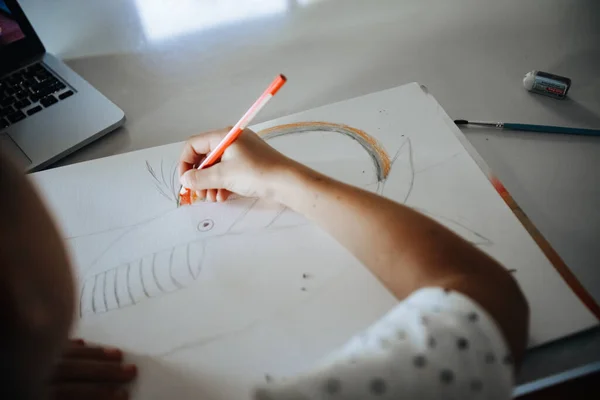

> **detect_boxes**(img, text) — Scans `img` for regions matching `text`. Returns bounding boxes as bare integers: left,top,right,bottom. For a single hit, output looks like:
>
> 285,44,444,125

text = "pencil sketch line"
265,207,287,229
103,272,108,311
152,253,167,293
415,208,493,246
193,241,206,280
152,182,172,202
114,267,121,308
170,161,177,195
227,198,260,233
391,138,408,165
140,259,150,298
83,225,140,274
157,260,349,359
186,243,193,280
169,247,185,289
147,160,177,203
157,319,264,358
81,231,235,310
65,208,179,240
145,161,158,181
416,152,461,174
91,274,98,314
442,217,490,245
78,281,87,317
126,263,135,305
381,138,412,199
404,139,415,203
198,241,206,279
81,239,214,316
211,221,312,239
171,161,180,203
160,160,167,194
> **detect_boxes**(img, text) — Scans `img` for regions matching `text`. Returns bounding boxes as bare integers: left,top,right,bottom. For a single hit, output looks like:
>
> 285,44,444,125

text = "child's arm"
180,128,529,363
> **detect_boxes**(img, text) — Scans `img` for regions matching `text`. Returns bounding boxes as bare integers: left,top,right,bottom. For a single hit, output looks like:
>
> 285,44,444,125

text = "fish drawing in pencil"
71,121,492,317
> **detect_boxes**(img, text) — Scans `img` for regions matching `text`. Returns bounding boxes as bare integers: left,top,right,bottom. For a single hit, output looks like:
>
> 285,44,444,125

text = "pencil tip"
454,119,469,125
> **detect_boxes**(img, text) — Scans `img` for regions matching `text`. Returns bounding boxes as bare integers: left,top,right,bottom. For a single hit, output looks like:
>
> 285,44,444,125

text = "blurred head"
0,152,75,399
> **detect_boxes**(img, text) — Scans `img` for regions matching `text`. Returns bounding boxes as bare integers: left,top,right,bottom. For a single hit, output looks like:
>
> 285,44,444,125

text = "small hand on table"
49,339,137,400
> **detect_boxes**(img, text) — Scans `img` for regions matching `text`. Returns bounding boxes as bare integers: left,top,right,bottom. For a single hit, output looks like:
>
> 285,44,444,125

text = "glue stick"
523,70,571,99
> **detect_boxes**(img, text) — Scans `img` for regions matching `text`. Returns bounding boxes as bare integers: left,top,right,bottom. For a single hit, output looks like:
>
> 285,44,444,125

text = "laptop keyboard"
0,63,75,130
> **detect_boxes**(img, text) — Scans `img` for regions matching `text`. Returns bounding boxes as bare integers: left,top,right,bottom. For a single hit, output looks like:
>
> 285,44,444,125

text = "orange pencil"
179,74,287,205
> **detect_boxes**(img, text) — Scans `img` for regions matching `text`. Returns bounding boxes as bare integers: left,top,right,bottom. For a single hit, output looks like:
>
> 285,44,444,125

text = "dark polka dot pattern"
428,336,437,348
324,378,341,394
440,370,454,384
369,378,387,395
470,379,483,392
414,355,427,368
254,288,513,400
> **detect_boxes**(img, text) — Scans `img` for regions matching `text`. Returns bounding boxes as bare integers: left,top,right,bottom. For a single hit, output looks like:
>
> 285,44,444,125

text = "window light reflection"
134,0,290,41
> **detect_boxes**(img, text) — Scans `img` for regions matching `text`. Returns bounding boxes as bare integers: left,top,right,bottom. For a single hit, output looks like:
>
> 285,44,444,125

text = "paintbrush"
454,119,600,137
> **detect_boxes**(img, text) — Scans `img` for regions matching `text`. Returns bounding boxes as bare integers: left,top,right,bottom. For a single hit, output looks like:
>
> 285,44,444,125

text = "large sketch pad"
31,83,597,400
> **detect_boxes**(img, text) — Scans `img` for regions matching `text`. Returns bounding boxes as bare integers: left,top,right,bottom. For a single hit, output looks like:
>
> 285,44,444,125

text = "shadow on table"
49,125,132,169
526,94,600,130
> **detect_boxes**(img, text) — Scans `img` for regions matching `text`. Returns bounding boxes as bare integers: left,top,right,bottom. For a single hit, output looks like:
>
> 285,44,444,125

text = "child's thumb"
180,165,225,190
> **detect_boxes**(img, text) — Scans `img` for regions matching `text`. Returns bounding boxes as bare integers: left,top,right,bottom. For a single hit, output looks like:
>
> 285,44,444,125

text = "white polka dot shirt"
254,288,513,400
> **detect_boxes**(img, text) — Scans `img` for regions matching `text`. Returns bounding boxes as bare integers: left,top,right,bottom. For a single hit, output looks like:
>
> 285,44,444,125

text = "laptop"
0,0,125,171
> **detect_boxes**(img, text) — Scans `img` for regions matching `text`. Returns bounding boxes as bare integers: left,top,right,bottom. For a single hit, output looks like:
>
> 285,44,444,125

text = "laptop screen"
0,0,26,47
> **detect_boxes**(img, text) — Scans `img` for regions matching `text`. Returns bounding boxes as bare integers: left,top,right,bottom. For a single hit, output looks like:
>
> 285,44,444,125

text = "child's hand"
179,128,297,202
49,339,137,400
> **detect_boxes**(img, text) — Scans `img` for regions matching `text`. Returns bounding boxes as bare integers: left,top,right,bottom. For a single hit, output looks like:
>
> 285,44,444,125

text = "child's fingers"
63,344,123,362
207,189,218,202
216,189,232,202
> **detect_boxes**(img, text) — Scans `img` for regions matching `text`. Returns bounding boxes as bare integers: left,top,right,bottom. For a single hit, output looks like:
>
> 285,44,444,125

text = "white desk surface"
20,0,600,387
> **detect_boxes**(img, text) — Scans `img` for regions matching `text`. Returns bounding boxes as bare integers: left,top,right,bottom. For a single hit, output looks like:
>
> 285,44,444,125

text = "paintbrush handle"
504,123,600,137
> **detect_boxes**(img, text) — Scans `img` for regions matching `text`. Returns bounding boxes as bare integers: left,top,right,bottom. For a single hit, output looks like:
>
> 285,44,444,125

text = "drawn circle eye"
197,219,214,232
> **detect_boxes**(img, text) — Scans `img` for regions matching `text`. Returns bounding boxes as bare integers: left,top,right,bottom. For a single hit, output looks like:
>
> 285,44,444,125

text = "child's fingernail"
122,364,138,375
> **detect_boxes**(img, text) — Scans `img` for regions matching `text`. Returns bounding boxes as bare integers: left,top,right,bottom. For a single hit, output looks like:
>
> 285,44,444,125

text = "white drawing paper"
31,82,597,400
